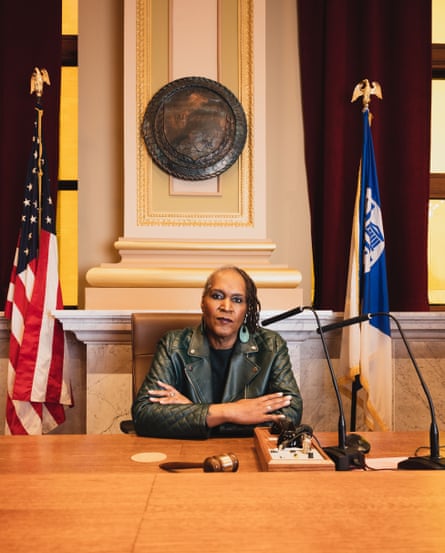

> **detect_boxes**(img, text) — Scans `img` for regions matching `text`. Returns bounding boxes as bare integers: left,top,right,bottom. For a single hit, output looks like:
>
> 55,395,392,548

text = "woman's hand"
206,392,292,428
148,380,192,405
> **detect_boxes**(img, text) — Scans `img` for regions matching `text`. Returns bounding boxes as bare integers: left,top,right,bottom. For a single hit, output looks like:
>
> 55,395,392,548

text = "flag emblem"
364,189,385,269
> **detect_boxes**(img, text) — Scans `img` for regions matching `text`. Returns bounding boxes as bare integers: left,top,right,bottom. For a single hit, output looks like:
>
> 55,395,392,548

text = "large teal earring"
239,322,250,343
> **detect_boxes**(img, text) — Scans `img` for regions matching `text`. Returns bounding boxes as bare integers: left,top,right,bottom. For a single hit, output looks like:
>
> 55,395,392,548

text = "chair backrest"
131,312,202,399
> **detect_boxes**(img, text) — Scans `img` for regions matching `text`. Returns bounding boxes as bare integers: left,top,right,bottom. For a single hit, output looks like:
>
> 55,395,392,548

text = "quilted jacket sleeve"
261,330,303,425
132,330,212,438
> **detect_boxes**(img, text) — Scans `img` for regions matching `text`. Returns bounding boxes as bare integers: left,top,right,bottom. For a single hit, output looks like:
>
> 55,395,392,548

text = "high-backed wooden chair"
120,312,202,433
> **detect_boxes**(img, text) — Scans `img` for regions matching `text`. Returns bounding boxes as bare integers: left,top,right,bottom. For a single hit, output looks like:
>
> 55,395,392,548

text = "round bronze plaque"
141,77,247,180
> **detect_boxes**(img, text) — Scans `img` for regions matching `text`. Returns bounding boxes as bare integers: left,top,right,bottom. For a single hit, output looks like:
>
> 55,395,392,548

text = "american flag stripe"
14,233,62,402
5,103,72,435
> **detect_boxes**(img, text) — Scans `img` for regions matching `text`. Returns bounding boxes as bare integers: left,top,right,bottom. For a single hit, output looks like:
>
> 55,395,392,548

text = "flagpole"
30,67,51,235
5,67,71,434
348,79,383,431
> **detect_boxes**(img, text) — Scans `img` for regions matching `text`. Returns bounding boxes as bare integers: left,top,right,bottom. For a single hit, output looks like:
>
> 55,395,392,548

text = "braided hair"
202,266,261,334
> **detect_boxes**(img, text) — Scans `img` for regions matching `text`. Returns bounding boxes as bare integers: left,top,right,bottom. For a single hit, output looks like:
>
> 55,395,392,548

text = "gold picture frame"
136,0,254,228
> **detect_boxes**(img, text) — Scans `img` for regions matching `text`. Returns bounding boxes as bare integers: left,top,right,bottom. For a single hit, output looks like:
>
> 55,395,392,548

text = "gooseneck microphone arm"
318,314,370,433
261,306,303,326
309,308,347,452
317,314,370,334
262,306,347,448
369,312,444,469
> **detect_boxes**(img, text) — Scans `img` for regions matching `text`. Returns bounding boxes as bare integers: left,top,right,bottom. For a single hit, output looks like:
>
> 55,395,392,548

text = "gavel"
159,453,239,473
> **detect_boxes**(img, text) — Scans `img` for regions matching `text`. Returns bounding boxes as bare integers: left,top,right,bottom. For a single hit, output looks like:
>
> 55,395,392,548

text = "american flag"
4,103,72,434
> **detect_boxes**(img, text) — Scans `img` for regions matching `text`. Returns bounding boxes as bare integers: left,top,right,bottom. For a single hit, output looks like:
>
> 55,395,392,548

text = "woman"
132,266,303,438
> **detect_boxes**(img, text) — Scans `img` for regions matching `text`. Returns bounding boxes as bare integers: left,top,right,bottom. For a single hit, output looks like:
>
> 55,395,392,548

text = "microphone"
317,314,370,334
261,306,303,326
159,453,239,473
306,308,366,470
270,306,366,470
366,312,445,470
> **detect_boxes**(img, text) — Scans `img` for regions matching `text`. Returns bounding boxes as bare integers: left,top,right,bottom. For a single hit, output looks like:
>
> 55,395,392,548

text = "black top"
209,346,234,402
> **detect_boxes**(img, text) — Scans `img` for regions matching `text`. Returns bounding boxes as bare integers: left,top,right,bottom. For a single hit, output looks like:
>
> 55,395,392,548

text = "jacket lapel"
223,337,260,402
186,326,262,403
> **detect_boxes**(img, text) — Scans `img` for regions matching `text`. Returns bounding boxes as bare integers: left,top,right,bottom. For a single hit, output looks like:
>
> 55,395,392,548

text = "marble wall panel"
86,343,132,433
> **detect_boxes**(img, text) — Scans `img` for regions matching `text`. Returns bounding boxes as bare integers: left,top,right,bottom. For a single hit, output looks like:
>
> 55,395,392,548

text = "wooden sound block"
254,427,335,471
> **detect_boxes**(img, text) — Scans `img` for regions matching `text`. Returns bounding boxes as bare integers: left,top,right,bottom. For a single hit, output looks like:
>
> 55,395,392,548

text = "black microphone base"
398,456,445,470
323,446,365,471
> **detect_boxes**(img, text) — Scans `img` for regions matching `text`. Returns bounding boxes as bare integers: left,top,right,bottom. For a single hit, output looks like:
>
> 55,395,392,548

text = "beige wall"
78,0,124,306
78,0,312,308
266,1,312,301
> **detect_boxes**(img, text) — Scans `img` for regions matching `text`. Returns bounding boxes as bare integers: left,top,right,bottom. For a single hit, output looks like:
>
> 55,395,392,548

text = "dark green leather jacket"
132,324,303,439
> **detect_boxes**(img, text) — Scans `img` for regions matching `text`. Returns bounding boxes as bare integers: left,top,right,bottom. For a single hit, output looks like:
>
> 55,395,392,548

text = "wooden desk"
0,432,444,552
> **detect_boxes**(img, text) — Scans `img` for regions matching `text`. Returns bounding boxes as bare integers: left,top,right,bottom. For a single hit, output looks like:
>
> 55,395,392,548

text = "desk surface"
1,431,444,553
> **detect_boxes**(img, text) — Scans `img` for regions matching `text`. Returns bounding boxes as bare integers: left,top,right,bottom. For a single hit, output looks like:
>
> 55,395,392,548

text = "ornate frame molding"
135,0,254,228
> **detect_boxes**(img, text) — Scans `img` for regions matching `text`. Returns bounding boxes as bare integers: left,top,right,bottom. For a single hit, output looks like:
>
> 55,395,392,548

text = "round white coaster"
131,452,167,463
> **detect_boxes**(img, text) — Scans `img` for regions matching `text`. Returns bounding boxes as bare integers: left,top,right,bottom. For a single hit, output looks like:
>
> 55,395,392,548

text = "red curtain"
297,0,431,311
0,1,61,308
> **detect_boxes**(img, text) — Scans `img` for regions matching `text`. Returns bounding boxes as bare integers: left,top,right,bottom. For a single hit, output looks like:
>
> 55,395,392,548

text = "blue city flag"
360,109,390,337
339,108,392,431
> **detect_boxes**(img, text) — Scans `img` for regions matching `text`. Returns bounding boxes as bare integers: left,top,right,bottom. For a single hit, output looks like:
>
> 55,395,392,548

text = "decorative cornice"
85,266,302,288
4,310,445,345
113,238,277,252
45,310,445,345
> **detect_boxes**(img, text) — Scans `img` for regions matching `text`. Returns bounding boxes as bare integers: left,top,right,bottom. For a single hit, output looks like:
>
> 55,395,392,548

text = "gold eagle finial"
351,79,382,110
30,67,51,97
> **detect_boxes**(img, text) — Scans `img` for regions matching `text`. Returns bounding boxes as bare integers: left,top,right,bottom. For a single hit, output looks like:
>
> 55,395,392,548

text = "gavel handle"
159,462,203,472
159,453,239,473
